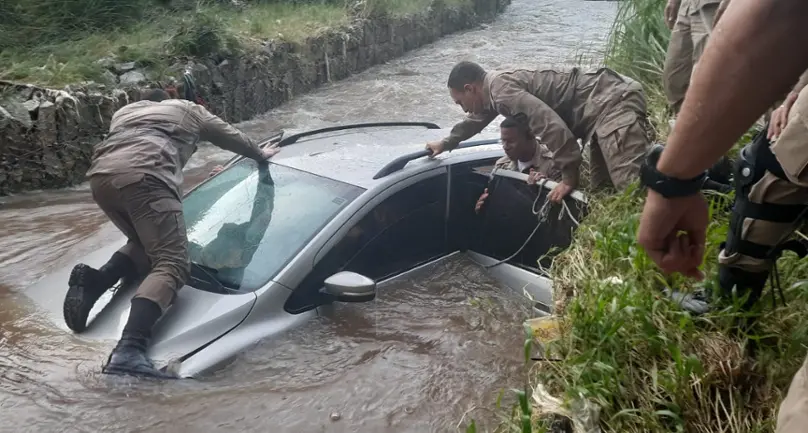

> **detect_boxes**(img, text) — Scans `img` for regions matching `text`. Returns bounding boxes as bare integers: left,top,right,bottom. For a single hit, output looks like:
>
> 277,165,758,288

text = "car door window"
285,173,448,314
446,157,501,252
471,173,586,271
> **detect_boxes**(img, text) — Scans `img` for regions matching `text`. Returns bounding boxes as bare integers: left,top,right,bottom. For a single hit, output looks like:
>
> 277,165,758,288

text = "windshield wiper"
190,261,242,294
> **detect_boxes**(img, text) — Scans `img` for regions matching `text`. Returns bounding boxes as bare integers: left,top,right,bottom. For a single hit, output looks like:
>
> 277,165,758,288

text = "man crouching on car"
63,88,280,379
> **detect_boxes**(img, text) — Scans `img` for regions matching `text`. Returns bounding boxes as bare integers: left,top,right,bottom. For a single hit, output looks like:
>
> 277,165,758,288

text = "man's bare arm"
657,0,808,179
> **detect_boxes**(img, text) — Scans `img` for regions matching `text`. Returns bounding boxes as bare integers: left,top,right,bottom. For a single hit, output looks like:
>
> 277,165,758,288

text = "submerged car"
25,122,588,378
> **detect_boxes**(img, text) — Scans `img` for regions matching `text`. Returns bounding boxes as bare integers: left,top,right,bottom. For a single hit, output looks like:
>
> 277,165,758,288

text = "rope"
481,178,580,270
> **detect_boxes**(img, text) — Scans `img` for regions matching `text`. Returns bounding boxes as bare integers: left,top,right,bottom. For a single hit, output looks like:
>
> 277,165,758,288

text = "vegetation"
0,0,467,87
465,0,808,432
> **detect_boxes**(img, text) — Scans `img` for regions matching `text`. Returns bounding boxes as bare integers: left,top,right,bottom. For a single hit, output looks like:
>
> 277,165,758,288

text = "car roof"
266,125,504,189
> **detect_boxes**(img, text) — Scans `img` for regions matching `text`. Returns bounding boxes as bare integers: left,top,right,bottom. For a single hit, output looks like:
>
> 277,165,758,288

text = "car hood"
23,235,257,365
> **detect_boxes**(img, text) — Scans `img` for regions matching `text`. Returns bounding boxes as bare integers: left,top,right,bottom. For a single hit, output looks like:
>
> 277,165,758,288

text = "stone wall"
0,0,510,196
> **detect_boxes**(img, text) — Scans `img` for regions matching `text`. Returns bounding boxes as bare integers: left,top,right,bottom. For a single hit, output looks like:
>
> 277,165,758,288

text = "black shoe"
664,287,712,315
63,264,116,333
102,337,177,379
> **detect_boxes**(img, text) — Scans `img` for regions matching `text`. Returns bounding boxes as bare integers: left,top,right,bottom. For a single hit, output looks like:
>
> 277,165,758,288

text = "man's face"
500,126,533,162
449,85,484,115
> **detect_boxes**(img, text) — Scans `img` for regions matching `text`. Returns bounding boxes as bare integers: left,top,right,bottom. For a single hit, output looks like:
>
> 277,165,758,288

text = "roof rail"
220,129,285,169
277,122,441,146
372,138,501,180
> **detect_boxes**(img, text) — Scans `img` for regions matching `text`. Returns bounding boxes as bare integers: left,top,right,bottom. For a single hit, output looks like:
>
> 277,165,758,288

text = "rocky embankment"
0,0,509,195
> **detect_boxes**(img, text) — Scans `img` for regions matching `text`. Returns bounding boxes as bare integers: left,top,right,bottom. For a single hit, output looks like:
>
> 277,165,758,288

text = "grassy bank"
472,0,808,432
0,0,465,87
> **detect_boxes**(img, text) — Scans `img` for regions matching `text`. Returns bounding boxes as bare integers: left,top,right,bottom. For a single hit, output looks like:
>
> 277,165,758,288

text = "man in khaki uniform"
475,115,562,214
64,88,280,379
768,70,808,139
662,0,722,114
495,114,561,179
427,61,652,204
631,0,808,430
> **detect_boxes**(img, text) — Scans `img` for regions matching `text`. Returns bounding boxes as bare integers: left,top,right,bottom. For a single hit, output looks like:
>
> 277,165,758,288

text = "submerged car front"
25,157,366,377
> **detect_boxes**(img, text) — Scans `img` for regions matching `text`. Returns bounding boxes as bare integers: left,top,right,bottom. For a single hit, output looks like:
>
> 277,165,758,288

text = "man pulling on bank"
427,61,653,203
63,88,280,379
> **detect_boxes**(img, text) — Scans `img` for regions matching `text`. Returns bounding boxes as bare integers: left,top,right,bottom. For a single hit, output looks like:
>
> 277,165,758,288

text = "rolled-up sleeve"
493,82,582,187
192,104,265,161
441,111,499,151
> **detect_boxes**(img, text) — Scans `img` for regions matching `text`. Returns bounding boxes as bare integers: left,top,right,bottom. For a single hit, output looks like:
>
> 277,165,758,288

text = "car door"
284,170,449,314
465,168,588,272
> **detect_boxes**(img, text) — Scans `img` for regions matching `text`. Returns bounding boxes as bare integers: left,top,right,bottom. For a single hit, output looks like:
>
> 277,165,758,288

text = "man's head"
500,114,536,162
141,88,173,102
447,61,488,115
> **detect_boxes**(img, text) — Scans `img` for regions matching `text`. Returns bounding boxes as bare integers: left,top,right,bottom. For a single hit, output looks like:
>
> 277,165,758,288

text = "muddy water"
0,0,617,431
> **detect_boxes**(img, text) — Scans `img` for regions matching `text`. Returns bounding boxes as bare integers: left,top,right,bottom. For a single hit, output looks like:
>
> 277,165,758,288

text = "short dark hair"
500,114,532,138
141,89,171,102
447,61,487,90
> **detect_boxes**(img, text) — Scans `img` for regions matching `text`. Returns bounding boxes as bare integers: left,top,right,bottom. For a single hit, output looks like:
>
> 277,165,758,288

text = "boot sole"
63,264,107,333
102,363,178,380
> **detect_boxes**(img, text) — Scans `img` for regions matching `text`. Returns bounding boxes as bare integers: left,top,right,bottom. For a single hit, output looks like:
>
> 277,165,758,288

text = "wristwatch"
639,144,707,198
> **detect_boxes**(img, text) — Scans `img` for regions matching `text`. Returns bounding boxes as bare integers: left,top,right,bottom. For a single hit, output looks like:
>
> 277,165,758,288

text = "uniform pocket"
110,172,146,190
149,198,183,213
594,109,637,140
148,197,187,238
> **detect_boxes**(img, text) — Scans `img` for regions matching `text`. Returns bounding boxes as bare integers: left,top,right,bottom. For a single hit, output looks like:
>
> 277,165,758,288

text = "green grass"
0,0,470,87
358,0,469,17
456,0,808,432
0,2,348,86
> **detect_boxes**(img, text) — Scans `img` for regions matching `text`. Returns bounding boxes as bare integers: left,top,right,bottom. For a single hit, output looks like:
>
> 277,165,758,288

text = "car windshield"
182,158,364,292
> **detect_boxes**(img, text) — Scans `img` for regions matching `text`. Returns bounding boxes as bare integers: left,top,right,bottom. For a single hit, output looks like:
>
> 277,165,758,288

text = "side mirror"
320,271,377,303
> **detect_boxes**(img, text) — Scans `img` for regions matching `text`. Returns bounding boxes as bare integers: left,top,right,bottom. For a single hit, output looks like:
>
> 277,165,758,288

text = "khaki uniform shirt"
440,67,643,188
795,70,808,94
494,139,562,182
86,99,264,198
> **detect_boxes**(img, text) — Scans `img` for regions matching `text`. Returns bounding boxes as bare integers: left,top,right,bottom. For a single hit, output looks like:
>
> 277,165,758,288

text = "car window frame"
283,167,449,314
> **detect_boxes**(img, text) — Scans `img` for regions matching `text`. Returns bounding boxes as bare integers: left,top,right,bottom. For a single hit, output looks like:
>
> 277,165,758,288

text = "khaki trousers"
710,83,808,433
89,172,190,311
589,87,652,191
662,0,720,113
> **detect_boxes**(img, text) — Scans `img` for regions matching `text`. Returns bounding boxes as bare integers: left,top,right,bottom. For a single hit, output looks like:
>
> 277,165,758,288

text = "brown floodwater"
0,1,616,431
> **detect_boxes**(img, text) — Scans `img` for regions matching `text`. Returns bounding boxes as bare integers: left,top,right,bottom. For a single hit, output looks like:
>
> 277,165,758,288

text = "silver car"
26,122,588,378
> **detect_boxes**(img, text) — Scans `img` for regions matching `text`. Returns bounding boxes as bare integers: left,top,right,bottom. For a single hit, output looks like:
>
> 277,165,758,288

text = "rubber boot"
102,298,177,379
664,286,712,315
664,266,768,318
102,335,176,379
63,252,137,333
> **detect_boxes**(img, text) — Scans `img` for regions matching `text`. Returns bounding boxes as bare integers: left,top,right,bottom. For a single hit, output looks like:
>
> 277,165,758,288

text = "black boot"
63,252,137,333
102,298,176,379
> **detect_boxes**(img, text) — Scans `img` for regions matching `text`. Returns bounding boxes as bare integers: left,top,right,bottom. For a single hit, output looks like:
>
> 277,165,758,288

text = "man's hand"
426,140,445,158
527,168,546,185
548,180,573,203
209,165,225,177
768,91,799,139
665,0,681,29
260,143,281,161
475,188,489,214
637,190,709,280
